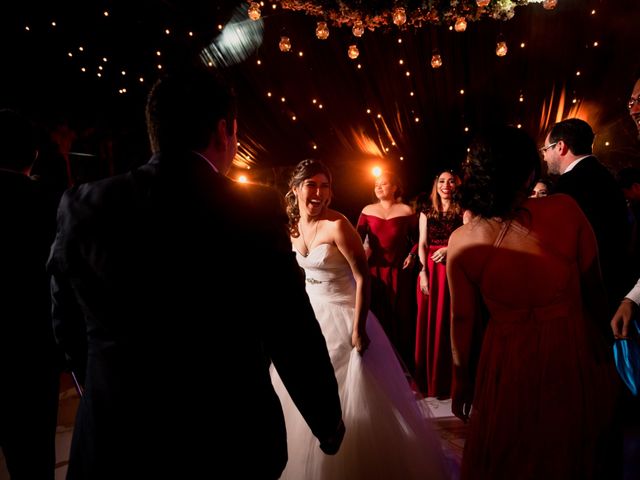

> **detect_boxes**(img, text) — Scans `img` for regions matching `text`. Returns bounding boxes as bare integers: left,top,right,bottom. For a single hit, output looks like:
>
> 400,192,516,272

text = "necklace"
299,220,319,257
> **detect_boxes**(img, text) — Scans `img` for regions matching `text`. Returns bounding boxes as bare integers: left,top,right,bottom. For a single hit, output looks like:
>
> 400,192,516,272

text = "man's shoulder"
230,182,286,216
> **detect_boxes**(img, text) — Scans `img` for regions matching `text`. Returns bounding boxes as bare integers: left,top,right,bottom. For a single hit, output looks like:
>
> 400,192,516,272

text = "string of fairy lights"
16,0,611,175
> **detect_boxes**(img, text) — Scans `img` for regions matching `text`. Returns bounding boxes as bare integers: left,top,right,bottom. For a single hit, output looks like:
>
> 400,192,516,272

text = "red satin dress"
415,212,462,398
356,213,417,372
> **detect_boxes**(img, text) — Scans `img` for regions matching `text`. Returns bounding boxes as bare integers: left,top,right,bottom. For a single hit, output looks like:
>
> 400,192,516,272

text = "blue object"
613,319,640,396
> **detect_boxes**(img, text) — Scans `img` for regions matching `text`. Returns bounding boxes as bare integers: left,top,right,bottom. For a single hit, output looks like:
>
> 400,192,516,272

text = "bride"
270,159,450,479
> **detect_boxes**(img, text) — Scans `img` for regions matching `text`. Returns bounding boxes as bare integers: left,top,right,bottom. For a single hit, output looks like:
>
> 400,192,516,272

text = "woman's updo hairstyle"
284,159,332,237
457,125,540,219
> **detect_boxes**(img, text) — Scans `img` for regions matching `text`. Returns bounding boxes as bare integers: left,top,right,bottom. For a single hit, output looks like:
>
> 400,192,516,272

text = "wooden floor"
2,374,639,480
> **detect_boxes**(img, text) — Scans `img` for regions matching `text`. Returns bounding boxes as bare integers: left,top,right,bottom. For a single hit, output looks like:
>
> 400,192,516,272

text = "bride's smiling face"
294,173,331,217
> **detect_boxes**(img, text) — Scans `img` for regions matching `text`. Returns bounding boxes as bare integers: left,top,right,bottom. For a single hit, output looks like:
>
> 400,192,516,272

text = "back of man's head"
549,118,594,156
145,66,236,154
618,167,640,189
0,109,37,172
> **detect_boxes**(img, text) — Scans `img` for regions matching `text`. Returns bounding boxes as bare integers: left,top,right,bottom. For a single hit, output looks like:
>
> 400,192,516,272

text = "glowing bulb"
348,44,359,60
248,2,261,21
543,0,558,10
372,166,382,177
352,20,364,37
316,21,329,40
431,53,443,69
279,36,292,52
496,41,508,57
238,175,248,183
454,17,467,32
392,7,406,26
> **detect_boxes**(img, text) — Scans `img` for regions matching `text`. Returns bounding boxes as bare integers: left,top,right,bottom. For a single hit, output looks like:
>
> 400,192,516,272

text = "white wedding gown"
271,243,450,480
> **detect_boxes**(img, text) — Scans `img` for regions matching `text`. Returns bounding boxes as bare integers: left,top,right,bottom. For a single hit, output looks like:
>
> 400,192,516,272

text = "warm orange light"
238,175,248,183
372,166,382,177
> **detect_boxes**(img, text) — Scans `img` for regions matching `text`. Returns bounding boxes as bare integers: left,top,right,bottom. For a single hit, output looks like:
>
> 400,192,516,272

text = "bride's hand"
352,330,370,355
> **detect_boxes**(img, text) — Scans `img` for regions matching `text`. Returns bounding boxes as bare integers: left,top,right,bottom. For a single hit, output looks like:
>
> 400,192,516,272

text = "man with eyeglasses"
543,118,632,479
542,118,631,331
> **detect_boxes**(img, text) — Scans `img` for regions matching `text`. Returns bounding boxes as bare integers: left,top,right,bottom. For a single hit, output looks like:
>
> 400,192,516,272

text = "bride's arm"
334,215,371,354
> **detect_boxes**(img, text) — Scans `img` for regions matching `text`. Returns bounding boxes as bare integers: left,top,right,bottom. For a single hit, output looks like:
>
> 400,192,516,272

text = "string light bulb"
392,7,407,26
279,36,292,52
352,20,364,37
543,0,558,10
496,35,508,56
454,17,467,32
431,50,443,68
248,2,261,20
316,21,329,40
348,44,360,59
496,41,508,56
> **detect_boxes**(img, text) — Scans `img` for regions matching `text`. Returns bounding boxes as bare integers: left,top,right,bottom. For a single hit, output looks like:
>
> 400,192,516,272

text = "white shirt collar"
190,150,219,174
562,155,591,174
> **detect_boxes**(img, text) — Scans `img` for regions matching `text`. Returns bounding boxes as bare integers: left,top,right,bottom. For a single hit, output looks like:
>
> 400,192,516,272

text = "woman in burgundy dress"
448,126,617,479
414,171,463,398
357,171,417,372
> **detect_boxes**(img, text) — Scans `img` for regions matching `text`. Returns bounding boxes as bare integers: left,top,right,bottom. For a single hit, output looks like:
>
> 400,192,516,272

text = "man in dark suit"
543,118,629,479
542,118,631,322
0,109,60,479
48,67,344,479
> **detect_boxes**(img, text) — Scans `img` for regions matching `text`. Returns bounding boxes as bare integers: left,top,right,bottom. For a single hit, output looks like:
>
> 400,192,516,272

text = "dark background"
1,0,639,221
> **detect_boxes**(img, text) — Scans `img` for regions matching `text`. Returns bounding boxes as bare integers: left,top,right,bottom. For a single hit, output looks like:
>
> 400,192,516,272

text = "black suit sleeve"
254,187,343,444
47,189,88,383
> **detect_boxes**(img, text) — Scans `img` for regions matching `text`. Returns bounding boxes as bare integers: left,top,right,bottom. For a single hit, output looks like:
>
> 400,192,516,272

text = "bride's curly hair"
285,159,332,237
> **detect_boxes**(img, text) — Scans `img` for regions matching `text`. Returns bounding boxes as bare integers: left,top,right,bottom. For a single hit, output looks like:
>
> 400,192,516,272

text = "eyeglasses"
628,94,640,110
539,142,558,153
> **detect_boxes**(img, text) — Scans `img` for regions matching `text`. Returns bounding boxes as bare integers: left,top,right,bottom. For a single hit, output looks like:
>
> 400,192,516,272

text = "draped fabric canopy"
1,0,638,217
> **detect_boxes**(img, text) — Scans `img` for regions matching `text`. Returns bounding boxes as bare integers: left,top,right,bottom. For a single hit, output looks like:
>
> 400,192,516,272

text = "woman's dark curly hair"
457,126,540,219
284,159,332,237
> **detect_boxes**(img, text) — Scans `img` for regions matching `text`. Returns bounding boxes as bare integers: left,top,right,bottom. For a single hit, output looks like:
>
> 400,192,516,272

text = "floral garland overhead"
275,0,556,30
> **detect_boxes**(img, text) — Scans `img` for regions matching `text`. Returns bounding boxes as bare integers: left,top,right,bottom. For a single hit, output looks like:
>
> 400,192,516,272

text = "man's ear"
213,119,229,151
557,140,569,155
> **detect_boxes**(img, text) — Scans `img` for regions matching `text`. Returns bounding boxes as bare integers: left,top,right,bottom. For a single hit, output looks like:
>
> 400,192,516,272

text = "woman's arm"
335,215,371,354
418,212,429,294
447,230,479,422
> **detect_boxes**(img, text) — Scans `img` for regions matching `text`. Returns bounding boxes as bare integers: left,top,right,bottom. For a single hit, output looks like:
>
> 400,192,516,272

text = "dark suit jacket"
0,170,60,478
554,156,632,317
48,152,342,479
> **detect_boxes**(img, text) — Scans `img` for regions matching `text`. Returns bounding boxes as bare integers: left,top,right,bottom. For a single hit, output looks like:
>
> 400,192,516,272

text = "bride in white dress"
270,159,450,480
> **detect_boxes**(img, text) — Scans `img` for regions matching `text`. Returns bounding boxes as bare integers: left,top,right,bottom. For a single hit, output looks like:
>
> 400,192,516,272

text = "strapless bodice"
294,243,356,306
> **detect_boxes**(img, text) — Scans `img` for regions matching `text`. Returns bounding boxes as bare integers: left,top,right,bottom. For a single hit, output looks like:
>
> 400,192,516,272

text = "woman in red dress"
356,171,417,372
414,171,463,398
448,126,617,479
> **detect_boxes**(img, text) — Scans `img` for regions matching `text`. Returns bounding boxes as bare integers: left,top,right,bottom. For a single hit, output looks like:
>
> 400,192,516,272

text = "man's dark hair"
617,167,640,190
145,66,236,154
0,109,37,172
548,118,594,156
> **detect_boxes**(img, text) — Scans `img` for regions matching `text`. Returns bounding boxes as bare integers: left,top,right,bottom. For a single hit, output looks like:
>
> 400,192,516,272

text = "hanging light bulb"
476,0,490,7
392,7,407,26
279,36,292,52
247,2,261,21
315,21,329,40
431,50,443,68
348,44,360,60
352,20,364,37
496,39,508,57
454,17,467,32
543,0,558,9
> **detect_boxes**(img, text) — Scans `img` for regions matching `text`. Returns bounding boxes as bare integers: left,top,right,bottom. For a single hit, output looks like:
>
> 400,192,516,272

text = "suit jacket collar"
563,154,595,175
